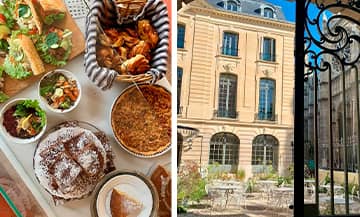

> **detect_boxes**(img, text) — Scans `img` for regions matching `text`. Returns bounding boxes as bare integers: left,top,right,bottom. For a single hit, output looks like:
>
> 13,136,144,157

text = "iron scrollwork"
304,0,360,215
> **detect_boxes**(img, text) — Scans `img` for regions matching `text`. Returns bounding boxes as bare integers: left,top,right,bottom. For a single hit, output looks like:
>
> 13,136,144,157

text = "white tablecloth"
0,17,171,217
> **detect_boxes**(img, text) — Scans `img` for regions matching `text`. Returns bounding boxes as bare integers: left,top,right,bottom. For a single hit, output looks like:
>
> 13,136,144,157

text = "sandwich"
15,0,43,34
4,34,45,79
35,27,72,66
36,0,66,25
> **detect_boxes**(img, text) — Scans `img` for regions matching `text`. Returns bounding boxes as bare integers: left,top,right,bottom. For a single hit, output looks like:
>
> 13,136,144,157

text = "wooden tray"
1,2,85,100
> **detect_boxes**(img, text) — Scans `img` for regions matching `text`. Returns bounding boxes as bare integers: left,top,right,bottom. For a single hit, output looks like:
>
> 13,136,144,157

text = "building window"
177,67,183,114
209,132,239,171
217,1,239,12
177,24,185,48
222,32,238,56
258,79,275,120
264,8,274,18
261,37,276,61
218,74,237,118
252,135,278,170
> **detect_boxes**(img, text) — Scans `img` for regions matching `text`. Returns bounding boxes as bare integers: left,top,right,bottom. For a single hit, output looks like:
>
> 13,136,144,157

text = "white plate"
95,173,158,217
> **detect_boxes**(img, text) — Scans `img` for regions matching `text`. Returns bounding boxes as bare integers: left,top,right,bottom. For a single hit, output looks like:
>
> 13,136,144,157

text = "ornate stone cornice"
182,0,295,32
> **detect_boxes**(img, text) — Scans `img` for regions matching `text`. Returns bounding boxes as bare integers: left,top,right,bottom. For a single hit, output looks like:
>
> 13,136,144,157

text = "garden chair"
205,184,226,212
351,185,360,201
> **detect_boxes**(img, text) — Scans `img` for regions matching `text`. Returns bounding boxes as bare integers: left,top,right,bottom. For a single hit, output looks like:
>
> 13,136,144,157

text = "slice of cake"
110,188,143,217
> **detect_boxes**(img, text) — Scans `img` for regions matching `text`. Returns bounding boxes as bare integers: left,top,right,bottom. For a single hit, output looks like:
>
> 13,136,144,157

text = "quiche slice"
110,188,143,217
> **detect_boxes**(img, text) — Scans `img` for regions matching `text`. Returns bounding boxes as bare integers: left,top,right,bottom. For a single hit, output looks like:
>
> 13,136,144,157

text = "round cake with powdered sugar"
34,125,113,205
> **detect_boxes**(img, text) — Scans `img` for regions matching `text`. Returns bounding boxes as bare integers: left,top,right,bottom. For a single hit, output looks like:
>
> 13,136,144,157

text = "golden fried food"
97,19,158,75
129,40,151,59
137,20,159,49
120,54,150,75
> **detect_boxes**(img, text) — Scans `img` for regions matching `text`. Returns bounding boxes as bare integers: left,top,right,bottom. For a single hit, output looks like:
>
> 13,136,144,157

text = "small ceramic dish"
0,98,47,144
38,69,81,113
91,170,159,217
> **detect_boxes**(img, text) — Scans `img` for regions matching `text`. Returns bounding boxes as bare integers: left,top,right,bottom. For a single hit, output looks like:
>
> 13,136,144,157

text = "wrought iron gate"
296,0,360,216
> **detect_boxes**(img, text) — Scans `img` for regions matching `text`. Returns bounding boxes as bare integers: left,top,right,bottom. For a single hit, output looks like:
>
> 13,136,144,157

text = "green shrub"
276,175,292,187
236,168,246,182
177,161,208,206
245,178,257,193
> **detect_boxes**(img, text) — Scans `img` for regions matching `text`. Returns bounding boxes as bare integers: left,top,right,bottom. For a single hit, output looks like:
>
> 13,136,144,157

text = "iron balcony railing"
254,113,278,122
213,109,238,119
259,52,276,62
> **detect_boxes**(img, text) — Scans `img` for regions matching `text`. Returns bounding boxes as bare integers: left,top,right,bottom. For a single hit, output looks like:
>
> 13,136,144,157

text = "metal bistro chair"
205,184,225,212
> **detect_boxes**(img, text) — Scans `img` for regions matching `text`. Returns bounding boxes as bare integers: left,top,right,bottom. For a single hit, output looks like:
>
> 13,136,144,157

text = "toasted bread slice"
38,0,66,15
18,35,45,75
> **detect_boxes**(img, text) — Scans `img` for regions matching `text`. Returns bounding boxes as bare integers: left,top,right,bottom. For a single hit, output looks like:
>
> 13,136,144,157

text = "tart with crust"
111,84,171,156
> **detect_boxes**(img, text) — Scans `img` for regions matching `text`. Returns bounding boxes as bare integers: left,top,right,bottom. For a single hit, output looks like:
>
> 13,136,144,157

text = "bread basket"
85,0,169,90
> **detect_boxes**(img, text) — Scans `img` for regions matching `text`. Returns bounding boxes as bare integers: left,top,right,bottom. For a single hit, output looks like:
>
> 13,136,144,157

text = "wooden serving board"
1,3,85,100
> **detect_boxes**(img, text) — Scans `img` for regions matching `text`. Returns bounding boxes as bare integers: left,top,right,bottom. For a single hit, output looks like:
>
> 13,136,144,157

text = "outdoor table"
304,179,315,185
273,187,294,209
257,180,277,201
320,184,344,196
208,185,243,209
258,180,278,185
0,2,172,217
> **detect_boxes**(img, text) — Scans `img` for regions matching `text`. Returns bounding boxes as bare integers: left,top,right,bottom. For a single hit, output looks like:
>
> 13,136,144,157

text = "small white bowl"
0,98,47,144
38,69,82,113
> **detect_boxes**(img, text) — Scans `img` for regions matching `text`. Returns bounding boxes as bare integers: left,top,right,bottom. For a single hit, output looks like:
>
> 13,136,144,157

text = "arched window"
209,132,239,171
177,67,183,114
218,74,237,118
258,79,275,121
264,8,274,18
252,135,279,171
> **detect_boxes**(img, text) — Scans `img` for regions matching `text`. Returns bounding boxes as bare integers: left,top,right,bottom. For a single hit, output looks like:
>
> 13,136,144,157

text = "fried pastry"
137,20,159,49
120,54,150,75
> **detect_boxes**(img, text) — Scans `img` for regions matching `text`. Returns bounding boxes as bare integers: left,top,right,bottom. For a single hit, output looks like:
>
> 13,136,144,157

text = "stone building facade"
177,0,295,177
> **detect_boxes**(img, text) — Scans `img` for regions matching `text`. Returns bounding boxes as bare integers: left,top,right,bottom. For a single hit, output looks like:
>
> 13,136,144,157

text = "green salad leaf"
0,39,9,52
44,13,65,25
45,32,59,47
18,4,30,18
0,0,16,29
36,30,72,66
14,100,46,131
0,92,9,103
40,85,55,97
3,56,31,79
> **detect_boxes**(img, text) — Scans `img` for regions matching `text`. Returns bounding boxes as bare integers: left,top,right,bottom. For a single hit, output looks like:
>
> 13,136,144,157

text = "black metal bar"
355,66,360,207
341,65,350,214
294,0,305,216
313,70,319,210
328,62,335,215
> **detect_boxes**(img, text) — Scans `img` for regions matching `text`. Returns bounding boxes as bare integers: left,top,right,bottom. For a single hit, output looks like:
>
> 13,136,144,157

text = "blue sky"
265,0,296,22
265,0,332,62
